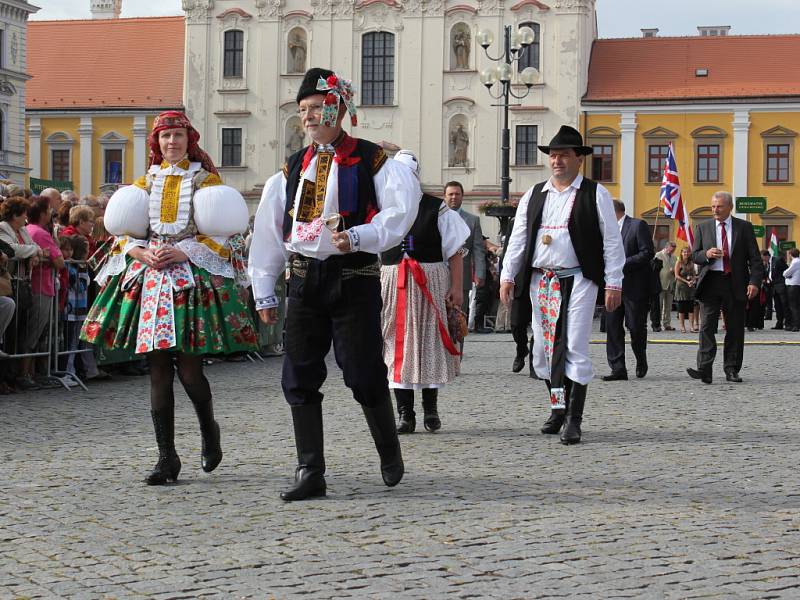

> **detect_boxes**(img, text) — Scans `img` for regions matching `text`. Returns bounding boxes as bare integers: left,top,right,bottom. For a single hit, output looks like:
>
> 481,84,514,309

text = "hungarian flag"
660,143,694,246
769,228,780,258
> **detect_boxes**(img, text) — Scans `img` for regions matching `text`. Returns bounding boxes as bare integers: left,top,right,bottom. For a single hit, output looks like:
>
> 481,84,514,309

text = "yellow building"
581,34,800,249
26,16,184,195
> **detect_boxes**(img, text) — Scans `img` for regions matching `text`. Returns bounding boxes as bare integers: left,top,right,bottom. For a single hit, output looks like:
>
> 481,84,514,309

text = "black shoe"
772,324,784,330
192,400,223,473
394,389,416,434
560,380,586,445
422,388,441,432
687,367,712,384
145,408,181,485
747,327,755,332
512,355,525,373
652,326,662,332
635,362,648,379
541,409,566,434
602,370,628,381
363,396,404,487
281,404,327,501
725,371,743,383
476,327,493,334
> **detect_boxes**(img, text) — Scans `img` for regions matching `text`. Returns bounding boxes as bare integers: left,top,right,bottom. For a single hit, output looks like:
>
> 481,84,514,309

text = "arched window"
517,22,540,72
223,30,244,78
361,32,395,106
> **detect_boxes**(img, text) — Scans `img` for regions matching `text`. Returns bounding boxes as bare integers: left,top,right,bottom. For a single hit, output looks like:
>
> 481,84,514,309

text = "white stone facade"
182,0,596,235
0,0,37,186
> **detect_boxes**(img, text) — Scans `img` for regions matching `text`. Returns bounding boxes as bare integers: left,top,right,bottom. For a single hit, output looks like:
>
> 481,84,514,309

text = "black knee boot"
192,399,222,473
362,395,404,487
394,389,416,434
422,388,441,432
540,379,568,435
560,379,586,445
145,407,181,485
281,404,326,501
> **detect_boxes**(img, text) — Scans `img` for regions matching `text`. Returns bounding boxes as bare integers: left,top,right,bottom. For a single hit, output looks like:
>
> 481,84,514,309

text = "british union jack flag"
660,142,694,246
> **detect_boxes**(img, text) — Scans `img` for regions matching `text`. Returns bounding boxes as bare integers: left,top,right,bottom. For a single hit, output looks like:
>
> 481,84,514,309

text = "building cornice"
26,107,183,117
582,100,800,114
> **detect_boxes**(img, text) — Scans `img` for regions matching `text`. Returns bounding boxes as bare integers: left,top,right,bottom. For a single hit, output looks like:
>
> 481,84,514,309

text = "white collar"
716,216,733,229
149,159,201,177
543,173,583,193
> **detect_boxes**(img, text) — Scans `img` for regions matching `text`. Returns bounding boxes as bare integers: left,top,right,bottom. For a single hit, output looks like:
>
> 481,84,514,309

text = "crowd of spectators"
0,182,113,394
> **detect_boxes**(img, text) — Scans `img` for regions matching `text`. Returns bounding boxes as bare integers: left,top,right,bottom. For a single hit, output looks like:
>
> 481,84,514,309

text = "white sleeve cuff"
255,295,280,310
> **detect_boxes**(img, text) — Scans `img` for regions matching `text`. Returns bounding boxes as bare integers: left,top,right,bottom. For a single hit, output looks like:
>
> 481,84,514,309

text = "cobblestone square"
2,330,799,599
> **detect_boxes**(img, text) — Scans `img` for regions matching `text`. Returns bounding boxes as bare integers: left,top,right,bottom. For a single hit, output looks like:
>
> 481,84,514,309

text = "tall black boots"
192,399,223,473
281,404,327,501
394,388,416,433
560,381,587,445
421,388,441,432
362,395,404,487
540,379,570,435
145,407,181,485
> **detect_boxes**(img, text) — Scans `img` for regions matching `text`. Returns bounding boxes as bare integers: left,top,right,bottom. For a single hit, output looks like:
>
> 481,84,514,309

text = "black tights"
148,352,212,412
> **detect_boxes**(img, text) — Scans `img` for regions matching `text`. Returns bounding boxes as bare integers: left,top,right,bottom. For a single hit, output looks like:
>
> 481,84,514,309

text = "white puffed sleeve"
437,204,470,260
104,185,149,241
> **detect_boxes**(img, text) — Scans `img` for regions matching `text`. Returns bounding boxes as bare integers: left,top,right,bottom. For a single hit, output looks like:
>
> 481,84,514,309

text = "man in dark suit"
770,251,790,329
603,200,655,380
445,181,486,326
687,191,762,384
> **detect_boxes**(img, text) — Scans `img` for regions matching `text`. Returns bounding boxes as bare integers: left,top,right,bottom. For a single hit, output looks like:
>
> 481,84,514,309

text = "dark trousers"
773,285,788,327
510,292,533,359
605,295,648,373
787,285,800,329
649,292,661,329
282,272,389,407
697,272,746,374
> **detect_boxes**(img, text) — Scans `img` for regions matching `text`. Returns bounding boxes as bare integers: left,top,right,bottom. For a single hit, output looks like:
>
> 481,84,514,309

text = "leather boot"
280,404,326,501
421,388,441,432
560,379,586,445
540,379,568,435
362,395,404,487
394,389,416,434
192,399,222,473
145,407,181,485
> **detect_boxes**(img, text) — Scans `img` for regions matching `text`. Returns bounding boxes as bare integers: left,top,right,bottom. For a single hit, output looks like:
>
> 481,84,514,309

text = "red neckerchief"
300,131,361,173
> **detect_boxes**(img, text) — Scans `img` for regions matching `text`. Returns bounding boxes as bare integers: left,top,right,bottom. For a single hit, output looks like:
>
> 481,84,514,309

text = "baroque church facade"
182,0,597,232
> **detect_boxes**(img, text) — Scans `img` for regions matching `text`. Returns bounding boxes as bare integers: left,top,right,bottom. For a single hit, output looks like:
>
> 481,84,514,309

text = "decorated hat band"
316,74,358,128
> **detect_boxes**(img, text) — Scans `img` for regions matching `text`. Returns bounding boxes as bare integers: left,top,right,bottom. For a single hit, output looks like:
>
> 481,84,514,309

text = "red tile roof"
27,16,184,110
584,35,800,103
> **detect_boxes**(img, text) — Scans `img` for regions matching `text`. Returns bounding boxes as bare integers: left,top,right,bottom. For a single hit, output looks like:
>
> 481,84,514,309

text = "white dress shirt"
784,256,800,286
248,154,421,307
710,216,733,273
500,174,624,290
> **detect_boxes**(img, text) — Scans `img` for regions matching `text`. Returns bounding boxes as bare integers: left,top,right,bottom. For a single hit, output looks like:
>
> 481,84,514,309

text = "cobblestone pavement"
2,325,799,599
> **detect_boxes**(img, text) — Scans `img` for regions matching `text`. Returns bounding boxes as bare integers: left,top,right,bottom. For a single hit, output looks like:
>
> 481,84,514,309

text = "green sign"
779,241,796,251
735,196,767,213
29,177,74,194
752,225,765,237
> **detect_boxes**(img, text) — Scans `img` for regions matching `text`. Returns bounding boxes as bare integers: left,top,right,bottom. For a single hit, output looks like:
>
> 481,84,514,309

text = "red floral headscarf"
148,111,219,175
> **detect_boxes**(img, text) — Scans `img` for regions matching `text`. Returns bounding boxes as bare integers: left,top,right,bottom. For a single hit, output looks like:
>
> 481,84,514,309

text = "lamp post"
476,24,538,238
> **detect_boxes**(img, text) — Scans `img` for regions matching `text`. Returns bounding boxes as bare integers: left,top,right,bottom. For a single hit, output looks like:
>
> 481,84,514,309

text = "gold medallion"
542,234,553,245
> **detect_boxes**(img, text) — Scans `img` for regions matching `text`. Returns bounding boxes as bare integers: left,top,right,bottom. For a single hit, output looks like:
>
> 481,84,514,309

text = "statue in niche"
286,123,305,158
453,28,470,70
449,123,469,167
288,30,307,73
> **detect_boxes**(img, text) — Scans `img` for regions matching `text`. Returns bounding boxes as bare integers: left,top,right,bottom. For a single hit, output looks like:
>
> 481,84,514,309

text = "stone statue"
286,123,305,157
453,29,470,70
288,31,307,73
450,124,469,167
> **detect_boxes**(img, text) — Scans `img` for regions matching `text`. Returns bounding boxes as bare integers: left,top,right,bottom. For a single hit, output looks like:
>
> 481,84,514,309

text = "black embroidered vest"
381,194,444,265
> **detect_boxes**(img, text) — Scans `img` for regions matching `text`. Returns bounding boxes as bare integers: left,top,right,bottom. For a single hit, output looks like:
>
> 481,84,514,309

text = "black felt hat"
538,125,593,156
296,68,334,103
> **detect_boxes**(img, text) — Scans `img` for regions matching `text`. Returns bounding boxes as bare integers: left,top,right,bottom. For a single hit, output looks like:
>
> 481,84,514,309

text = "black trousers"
787,285,800,329
697,272,746,374
649,292,661,329
282,270,389,408
605,295,648,373
510,291,533,359
773,285,789,327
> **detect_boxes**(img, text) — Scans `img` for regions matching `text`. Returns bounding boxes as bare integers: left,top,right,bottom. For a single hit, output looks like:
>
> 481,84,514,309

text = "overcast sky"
30,0,800,37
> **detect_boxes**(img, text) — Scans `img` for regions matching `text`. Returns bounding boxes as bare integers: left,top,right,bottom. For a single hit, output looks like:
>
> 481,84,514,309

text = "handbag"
447,305,468,345
11,277,33,307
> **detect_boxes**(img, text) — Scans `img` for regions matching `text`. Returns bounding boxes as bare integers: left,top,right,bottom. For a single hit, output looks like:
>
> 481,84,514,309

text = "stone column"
27,117,41,179
133,115,148,177
620,111,637,216
732,110,751,215
78,117,94,196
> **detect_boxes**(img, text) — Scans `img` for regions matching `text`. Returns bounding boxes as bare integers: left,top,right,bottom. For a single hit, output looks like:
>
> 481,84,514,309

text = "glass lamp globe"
480,66,499,87
476,29,494,49
518,26,536,47
510,30,522,51
498,63,513,82
520,66,540,86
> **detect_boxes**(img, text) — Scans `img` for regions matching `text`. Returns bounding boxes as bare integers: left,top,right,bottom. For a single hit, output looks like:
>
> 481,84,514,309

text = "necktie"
720,222,731,274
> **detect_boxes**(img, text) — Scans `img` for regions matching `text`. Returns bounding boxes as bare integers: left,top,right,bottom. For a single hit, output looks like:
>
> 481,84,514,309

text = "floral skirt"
80,262,259,356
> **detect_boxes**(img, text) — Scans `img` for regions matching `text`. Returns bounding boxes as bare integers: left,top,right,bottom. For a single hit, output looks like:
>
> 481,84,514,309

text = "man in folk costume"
500,126,625,444
249,69,421,501
380,150,469,433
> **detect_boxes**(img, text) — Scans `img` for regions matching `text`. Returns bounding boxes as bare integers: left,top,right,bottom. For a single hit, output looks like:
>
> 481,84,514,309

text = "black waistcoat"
282,137,387,244
381,193,444,265
515,177,605,297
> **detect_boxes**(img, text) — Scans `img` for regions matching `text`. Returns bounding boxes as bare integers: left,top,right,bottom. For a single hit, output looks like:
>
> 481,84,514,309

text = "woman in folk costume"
81,111,258,485
380,151,469,433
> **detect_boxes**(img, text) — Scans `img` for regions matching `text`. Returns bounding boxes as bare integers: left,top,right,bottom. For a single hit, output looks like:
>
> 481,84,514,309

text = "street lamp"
477,24,539,237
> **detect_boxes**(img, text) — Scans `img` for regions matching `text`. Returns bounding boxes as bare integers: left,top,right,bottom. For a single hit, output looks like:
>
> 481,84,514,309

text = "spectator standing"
654,241,677,330
770,249,790,329
60,206,97,258
673,246,698,333
648,253,663,331
745,251,771,331
784,248,800,332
